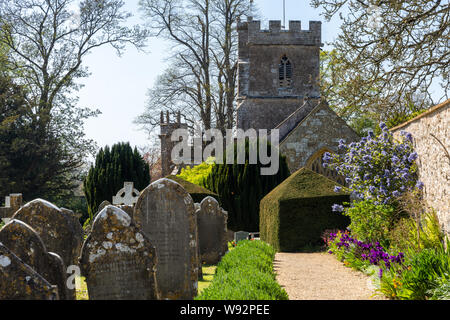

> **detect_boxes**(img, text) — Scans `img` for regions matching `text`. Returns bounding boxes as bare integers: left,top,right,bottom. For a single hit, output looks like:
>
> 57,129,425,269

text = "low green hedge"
196,240,288,300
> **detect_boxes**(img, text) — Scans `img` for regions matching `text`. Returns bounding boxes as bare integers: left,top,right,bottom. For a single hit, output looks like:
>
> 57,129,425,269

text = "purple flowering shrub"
327,230,405,276
323,122,423,205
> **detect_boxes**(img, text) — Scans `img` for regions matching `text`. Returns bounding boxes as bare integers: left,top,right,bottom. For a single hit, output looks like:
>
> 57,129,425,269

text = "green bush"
204,139,290,232
177,158,214,186
344,199,395,246
388,210,444,252
196,240,288,300
429,276,450,300
260,168,350,252
379,240,450,300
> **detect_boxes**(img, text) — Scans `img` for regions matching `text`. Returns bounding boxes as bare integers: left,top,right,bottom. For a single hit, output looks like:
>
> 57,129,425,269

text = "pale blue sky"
77,0,342,153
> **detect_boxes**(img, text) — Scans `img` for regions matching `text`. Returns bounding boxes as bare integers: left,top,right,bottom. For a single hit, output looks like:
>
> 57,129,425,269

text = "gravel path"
274,252,385,300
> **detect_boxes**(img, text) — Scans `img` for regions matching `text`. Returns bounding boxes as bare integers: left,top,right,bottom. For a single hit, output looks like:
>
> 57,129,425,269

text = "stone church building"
160,17,359,184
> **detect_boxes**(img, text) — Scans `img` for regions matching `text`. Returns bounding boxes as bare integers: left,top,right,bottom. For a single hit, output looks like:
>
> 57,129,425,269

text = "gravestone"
0,220,67,299
98,200,111,213
0,193,23,222
80,205,159,300
234,231,250,242
0,243,59,300
196,197,228,264
112,182,140,206
61,208,84,266
12,199,79,269
133,178,199,300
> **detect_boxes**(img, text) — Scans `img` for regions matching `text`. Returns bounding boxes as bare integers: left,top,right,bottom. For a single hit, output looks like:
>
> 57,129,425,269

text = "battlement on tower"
237,18,322,46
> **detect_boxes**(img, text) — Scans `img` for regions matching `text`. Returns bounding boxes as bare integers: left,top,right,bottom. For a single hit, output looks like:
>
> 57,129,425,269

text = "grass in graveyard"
197,265,218,295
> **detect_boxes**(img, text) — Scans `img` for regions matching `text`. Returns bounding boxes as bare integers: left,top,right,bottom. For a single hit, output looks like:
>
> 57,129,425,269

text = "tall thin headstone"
80,205,159,300
133,178,199,299
196,196,228,264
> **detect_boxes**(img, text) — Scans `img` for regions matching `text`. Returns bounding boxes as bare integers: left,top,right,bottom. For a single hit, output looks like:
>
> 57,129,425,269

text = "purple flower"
332,204,344,212
392,190,401,197
416,181,424,190
408,152,418,162
334,186,342,193
378,269,383,278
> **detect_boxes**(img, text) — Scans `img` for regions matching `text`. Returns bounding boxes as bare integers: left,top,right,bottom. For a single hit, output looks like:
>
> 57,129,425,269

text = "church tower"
236,18,323,131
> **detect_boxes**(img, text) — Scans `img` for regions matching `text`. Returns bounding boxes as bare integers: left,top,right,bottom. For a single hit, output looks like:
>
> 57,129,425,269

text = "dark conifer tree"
204,139,290,232
83,142,150,219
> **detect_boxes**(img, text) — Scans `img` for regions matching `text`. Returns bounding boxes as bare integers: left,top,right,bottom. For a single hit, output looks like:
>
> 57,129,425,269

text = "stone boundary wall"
391,99,450,235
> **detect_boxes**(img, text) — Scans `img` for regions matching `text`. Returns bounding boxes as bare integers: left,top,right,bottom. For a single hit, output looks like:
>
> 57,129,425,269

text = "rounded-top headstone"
0,220,68,299
0,243,59,300
133,178,199,300
11,199,79,268
80,205,159,300
197,197,228,264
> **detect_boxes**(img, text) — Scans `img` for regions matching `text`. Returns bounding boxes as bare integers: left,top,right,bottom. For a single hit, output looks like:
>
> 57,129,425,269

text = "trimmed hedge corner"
260,167,350,252
166,175,218,203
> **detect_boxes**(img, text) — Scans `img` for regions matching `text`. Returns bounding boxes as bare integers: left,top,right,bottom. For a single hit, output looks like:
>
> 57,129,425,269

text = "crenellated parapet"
237,18,322,48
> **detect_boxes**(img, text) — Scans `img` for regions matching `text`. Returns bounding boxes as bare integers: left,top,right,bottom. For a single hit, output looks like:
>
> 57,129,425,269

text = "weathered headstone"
80,205,159,300
0,220,68,299
133,178,199,300
12,199,79,269
60,208,84,266
0,193,23,221
113,182,140,206
98,200,111,213
234,231,250,242
0,243,59,300
196,197,228,265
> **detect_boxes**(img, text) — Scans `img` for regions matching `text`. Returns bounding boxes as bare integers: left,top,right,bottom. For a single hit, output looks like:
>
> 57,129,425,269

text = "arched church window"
306,148,346,186
279,55,292,87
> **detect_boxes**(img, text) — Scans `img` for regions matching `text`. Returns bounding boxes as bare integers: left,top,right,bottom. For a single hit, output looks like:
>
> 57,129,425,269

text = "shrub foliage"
196,240,288,300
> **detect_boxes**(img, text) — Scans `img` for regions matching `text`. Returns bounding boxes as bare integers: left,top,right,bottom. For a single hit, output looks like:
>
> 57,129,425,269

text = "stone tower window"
279,55,292,87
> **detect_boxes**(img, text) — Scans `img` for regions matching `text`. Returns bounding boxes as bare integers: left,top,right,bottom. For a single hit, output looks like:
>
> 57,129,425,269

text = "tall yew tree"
0,0,147,198
83,142,150,219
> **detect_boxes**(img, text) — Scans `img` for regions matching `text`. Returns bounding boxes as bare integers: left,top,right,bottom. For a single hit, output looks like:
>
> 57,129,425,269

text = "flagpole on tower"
282,0,286,29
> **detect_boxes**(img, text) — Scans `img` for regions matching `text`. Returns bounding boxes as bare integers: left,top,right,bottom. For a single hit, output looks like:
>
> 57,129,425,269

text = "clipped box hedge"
166,175,219,203
196,240,288,300
260,168,350,252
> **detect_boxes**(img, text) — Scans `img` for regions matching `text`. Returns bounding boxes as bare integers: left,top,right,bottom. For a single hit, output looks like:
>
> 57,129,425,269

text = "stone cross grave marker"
80,205,159,300
0,220,68,299
234,231,250,242
112,182,140,206
0,243,59,300
133,178,199,300
196,196,228,265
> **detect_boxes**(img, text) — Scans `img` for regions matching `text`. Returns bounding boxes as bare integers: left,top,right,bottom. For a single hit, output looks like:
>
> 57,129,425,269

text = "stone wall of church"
236,98,303,131
391,100,450,235
279,102,360,174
